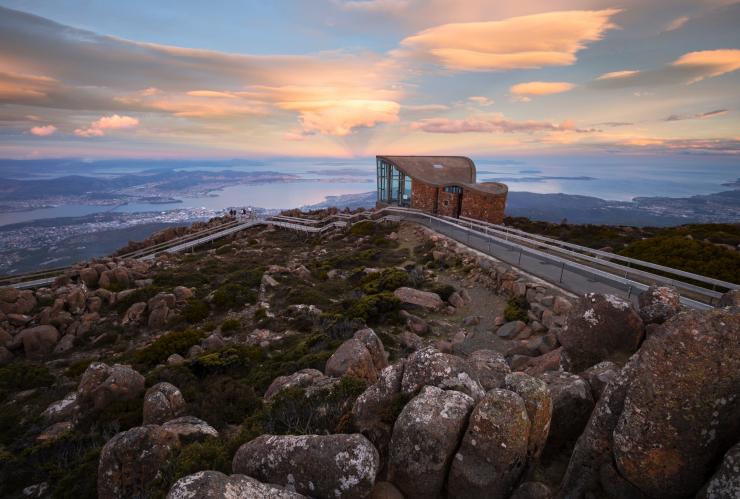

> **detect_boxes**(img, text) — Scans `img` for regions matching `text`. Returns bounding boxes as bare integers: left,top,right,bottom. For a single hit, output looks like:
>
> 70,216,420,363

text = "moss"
504,296,529,323
133,329,204,368
0,361,55,401
361,268,411,294
182,298,209,324
220,318,241,334
65,358,94,378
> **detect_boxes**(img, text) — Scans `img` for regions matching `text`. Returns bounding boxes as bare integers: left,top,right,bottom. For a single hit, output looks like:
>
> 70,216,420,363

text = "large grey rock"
387,386,474,499
638,285,681,324
447,389,530,499
353,328,389,372
468,349,510,390
613,308,740,498
166,471,306,499
393,287,444,311
98,425,180,499
699,441,740,499
160,416,218,444
325,338,379,383
539,371,594,459
558,293,644,372
232,433,378,499
401,347,485,400
718,289,740,307
143,382,186,425
581,361,619,401
77,362,145,412
504,372,553,463
497,320,526,339
17,325,59,360
264,368,328,400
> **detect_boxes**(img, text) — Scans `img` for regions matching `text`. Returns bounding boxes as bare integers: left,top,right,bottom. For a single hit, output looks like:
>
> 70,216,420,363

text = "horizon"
0,1,738,160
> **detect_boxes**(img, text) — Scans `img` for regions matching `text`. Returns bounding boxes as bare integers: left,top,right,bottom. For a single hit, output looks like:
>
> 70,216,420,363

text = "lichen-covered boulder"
511,481,553,499
264,368,328,400
718,289,740,308
613,308,740,498
232,433,379,499
387,386,474,499
497,320,526,339
401,347,485,400
353,328,388,372
351,361,405,474
17,325,59,361
539,371,594,458
467,349,510,390
166,471,307,499
698,441,740,499
638,285,681,324
77,362,145,412
558,293,644,371
122,302,147,325
447,389,531,499
143,382,186,425
80,267,99,288
581,360,619,400
504,372,552,463
160,416,218,444
325,338,379,382
98,425,180,499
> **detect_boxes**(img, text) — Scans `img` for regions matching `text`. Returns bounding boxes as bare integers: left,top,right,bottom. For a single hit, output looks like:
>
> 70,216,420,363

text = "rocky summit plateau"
0,211,738,499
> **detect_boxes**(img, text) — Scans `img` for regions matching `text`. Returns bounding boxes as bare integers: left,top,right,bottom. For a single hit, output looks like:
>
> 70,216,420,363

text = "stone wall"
437,190,460,217
460,189,506,224
410,179,437,212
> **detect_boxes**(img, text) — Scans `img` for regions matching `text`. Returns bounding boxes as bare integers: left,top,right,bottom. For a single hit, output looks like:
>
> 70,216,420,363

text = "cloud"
396,9,620,71
186,90,238,99
593,49,740,87
663,15,689,32
510,81,575,101
402,104,450,112
30,124,57,136
468,96,494,106
278,99,400,136
664,108,727,121
74,114,139,137
410,113,594,134
337,0,410,12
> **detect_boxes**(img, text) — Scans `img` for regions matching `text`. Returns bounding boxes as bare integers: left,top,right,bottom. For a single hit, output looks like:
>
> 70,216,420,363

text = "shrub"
428,283,456,302
349,292,401,325
220,318,241,334
316,313,364,340
504,296,529,323
285,286,330,307
253,308,267,321
361,268,411,294
189,376,261,428
65,358,94,378
183,298,210,324
115,286,162,314
133,329,204,368
0,361,54,401
349,221,375,237
212,283,257,311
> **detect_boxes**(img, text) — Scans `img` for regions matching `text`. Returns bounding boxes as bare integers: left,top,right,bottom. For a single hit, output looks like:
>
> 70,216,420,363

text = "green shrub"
316,313,364,340
133,329,204,368
504,297,529,323
212,283,257,311
115,286,162,314
220,318,241,333
253,308,267,321
189,376,261,428
65,358,94,378
361,268,411,294
429,283,456,301
285,286,330,307
349,221,375,236
183,298,210,324
349,292,401,325
0,361,54,400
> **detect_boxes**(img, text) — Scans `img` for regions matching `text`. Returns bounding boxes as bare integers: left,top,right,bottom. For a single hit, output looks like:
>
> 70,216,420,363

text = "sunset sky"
0,0,738,159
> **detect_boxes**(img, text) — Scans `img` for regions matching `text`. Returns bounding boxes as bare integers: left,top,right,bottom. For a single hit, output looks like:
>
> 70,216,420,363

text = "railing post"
559,262,565,283
518,248,523,265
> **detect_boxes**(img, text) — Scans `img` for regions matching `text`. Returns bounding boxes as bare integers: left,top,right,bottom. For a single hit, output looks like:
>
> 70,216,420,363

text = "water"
1,156,737,227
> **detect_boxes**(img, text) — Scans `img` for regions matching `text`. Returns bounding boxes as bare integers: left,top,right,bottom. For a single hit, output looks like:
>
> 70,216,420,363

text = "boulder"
351,361,405,473
447,389,530,499
612,308,740,498
166,354,185,366
539,371,594,458
699,441,740,499
467,349,510,390
325,338,379,383
448,291,465,308
353,328,388,371
368,481,404,499
172,286,193,303
398,330,423,351
143,382,186,425
147,303,171,330
67,288,86,315
393,287,444,311
160,416,218,444
388,386,475,499
557,293,644,372
122,302,147,325
80,267,99,288
78,362,145,412
581,361,619,401
497,320,526,339
553,296,573,315
201,333,225,352
401,310,429,335
522,348,564,377
718,289,740,307
264,368,327,400
401,347,485,401
0,327,11,347
53,334,75,355
638,285,681,324
42,392,80,423
98,425,180,499
511,482,553,499
232,433,379,499
0,346,13,366
17,325,59,360
166,470,306,499
0,286,19,303
504,372,553,463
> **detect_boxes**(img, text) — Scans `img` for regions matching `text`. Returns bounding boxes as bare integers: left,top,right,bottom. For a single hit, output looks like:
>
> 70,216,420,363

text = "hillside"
0,212,738,499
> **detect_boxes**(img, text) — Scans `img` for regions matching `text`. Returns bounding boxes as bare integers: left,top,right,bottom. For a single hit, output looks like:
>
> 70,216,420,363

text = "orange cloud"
595,70,639,81
468,96,494,106
672,49,740,83
410,113,593,134
30,124,57,136
75,114,139,137
397,9,620,71
279,99,400,136
510,81,575,101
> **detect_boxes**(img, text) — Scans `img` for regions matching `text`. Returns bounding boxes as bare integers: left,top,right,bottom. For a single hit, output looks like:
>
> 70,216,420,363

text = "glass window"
444,186,462,194
389,165,400,202
401,175,412,207
377,159,388,201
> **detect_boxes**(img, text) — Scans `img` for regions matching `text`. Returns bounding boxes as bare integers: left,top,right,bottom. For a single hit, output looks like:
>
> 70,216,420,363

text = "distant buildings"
375,155,508,224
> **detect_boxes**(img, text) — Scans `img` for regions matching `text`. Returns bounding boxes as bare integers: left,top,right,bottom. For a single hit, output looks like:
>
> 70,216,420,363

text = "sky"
0,0,738,159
